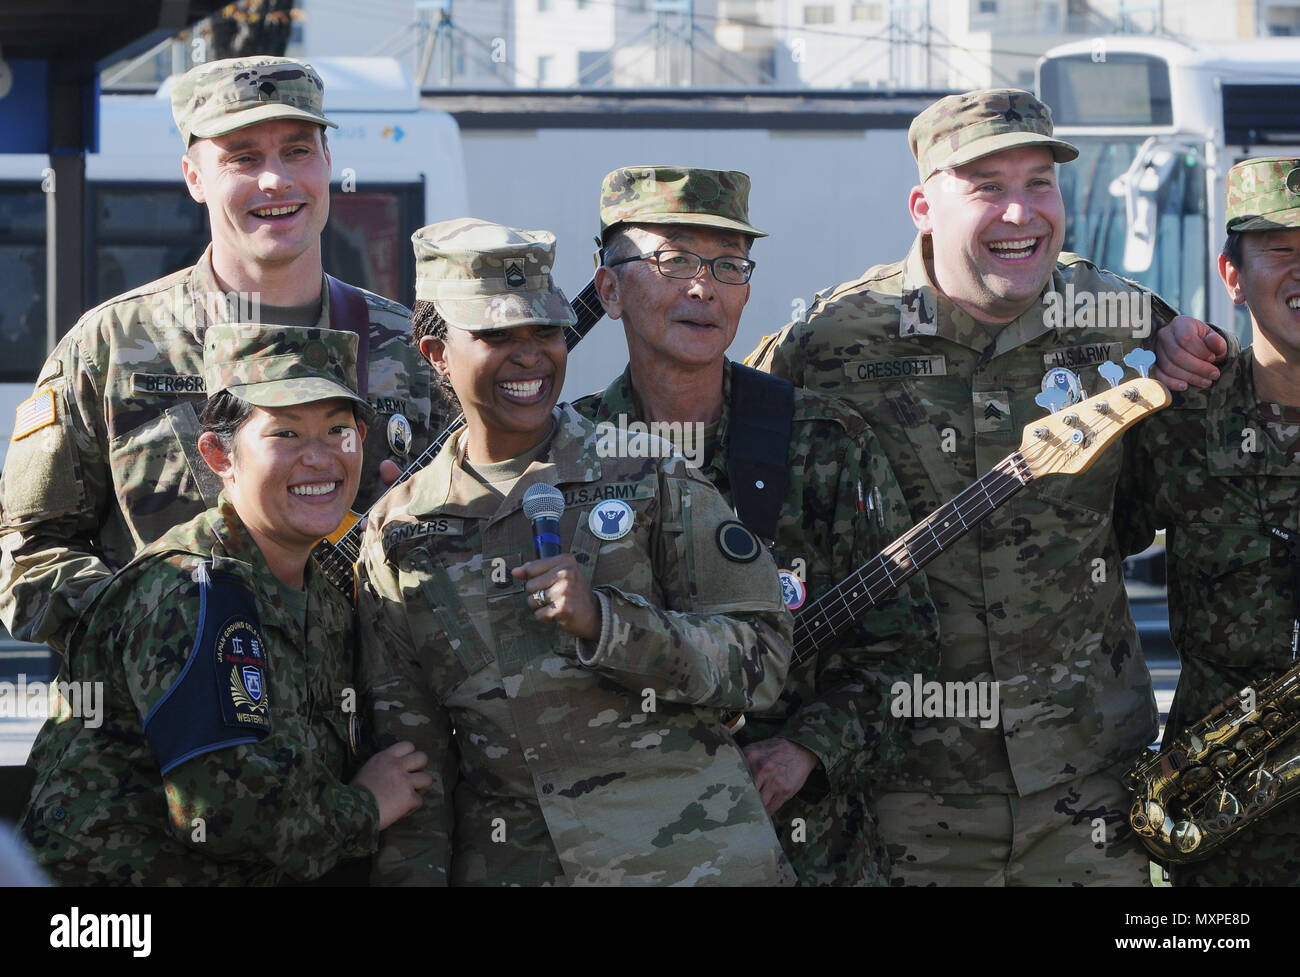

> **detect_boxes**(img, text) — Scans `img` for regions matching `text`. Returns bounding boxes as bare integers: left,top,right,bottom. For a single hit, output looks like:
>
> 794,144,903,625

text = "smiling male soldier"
749,89,1230,885
0,56,436,653
573,166,939,884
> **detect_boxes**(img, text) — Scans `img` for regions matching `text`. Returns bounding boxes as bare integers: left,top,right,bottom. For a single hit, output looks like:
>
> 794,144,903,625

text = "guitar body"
322,510,362,547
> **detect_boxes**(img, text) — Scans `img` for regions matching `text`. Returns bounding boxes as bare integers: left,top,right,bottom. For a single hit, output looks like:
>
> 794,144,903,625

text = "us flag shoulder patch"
13,389,56,441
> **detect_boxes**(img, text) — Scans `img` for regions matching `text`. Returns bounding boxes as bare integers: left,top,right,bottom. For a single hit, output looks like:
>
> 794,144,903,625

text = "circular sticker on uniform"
589,499,633,540
716,520,761,563
387,413,412,456
348,714,361,755
1288,167,1300,195
778,570,806,610
1041,367,1084,406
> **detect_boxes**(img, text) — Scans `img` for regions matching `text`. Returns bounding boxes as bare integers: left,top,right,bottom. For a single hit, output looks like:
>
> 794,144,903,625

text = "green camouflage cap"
171,56,338,147
412,218,577,332
1225,157,1300,232
599,165,767,240
909,89,1078,183
203,324,365,409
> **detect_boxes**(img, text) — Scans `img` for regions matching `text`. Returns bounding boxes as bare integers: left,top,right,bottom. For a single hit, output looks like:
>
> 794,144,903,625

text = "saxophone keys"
1171,820,1203,855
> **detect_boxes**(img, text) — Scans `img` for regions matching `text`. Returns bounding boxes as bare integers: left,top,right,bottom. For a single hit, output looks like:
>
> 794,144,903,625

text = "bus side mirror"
1109,138,1184,274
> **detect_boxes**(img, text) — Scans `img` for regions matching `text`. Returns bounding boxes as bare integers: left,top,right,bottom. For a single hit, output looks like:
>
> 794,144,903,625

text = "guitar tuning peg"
1035,388,1068,415
1098,360,1125,389
1123,348,1157,379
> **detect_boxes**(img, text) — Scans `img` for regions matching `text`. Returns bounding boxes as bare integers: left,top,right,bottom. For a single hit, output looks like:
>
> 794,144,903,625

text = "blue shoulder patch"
142,565,272,775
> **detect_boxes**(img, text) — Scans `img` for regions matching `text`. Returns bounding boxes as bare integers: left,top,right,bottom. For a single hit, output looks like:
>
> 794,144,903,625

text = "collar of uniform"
187,244,330,331
424,405,608,525
199,493,303,631
900,233,1063,355
595,362,730,483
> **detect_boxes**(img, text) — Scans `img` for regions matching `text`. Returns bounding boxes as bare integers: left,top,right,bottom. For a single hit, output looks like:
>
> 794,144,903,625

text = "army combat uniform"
359,402,795,886
1117,348,1300,885
1116,156,1300,886
750,238,1168,884
0,252,433,652
574,361,939,885
21,324,380,885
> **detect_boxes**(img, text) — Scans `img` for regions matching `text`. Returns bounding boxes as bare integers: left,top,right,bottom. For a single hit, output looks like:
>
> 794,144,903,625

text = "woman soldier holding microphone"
358,218,795,886
22,324,431,884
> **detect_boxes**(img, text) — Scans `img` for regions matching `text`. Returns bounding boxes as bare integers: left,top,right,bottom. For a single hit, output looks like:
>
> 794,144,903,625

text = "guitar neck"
792,451,1033,662
314,278,605,595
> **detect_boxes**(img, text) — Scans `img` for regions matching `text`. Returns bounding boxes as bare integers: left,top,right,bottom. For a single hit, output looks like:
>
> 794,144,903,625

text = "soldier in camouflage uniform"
749,89,1231,885
572,166,939,885
358,218,795,885
22,325,430,885
1117,157,1300,886
0,56,436,654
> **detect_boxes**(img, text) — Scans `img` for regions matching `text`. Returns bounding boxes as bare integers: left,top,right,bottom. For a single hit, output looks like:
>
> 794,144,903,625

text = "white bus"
1037,36,1300,343
0,57,468,469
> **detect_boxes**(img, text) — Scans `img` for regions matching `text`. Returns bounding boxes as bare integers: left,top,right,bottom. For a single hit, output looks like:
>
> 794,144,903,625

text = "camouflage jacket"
572,362,939,884
21,497,378,885
749,235,1165,796
358,405,795,886
0,247,437,652
1117,347,1300,741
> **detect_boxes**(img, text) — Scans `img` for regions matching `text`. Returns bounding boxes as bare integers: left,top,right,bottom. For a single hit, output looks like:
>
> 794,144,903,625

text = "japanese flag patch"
13,389,56,441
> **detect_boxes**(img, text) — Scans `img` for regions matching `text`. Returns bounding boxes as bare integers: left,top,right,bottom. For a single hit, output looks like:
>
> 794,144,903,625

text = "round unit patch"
1040,367,1084,406
716,520,761,563
778,570,807,610
387,412,413,456
589,499,633,540
214,617,270,729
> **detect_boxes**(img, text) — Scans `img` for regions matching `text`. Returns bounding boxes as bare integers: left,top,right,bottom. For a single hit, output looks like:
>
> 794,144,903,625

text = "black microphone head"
523,482,565,522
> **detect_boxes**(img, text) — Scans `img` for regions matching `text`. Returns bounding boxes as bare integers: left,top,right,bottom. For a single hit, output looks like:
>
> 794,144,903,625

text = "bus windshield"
1059,136,1209,322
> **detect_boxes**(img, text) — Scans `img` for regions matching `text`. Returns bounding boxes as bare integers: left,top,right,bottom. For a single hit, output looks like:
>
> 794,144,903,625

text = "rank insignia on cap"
778,570,806,610
387,412,412,456
504,260,527,288
716,520,761,563
589,499,633,540
12,389,56,441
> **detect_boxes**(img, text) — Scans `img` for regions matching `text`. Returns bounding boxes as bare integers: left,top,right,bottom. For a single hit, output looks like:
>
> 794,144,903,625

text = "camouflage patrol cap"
171,56,338,147
1225,157,1300,232
203,324,365,409
412,218,577,332
909,89,1078,183
598,165,767,241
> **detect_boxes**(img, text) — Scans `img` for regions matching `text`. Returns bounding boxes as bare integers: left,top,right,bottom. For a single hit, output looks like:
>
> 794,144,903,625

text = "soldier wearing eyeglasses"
572,165,938,885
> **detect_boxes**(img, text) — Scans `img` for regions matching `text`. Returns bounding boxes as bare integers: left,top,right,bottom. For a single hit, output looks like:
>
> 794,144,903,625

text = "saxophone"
1126,662,1300,863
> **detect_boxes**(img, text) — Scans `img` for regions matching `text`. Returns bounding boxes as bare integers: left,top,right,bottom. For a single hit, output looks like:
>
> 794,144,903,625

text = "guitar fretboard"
793,451,1032,661
314,278,605,595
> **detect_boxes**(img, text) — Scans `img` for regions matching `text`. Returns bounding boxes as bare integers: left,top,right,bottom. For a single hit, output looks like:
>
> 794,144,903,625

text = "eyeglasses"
606,248,756,285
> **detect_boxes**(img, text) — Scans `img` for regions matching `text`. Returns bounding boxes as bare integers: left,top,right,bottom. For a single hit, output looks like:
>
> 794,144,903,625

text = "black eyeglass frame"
605,248,756,284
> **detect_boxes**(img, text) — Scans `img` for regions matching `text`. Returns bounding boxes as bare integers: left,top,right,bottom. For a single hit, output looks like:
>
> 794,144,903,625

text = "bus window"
323,183,422,304
0,184,49,384
1059,138,1208,320
89,184,208,310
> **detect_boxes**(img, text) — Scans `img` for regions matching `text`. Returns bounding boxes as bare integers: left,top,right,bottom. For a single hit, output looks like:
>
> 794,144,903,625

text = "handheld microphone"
523,483,565,559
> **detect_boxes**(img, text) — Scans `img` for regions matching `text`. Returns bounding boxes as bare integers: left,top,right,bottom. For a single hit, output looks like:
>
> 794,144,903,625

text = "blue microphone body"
523,483,566,560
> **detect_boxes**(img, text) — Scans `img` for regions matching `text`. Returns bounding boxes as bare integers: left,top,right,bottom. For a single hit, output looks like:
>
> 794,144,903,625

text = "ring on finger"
532,588,549,608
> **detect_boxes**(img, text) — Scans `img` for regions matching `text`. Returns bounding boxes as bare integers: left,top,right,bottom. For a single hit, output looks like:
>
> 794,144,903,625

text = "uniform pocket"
1168,524,1273,668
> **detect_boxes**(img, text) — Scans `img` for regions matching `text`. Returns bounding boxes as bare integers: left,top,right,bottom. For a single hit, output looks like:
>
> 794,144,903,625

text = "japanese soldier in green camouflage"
749,88,1231,885
22,324,431,885
1117,157,1300,885
0,55,437,655
573,165,939,885
357,217,795,885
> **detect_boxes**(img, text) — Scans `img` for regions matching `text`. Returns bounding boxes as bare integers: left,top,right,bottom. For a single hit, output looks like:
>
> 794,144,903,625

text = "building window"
977,0,997,12
577,0,591,7
804,4,834,24
538,0,550,11
851,3,882,19
537,55,554,84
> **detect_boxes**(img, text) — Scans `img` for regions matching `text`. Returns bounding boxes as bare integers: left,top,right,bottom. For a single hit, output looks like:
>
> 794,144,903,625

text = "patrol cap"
412,217,577,332
598,165,767,241
1225,157,1300,232
171,56,338,147
909,89,1079,184
203,324,365,409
